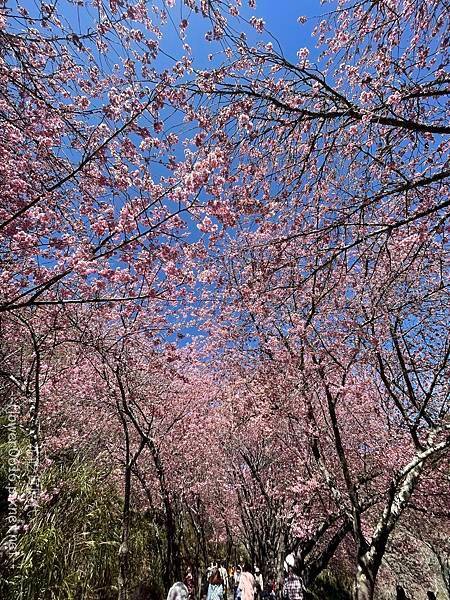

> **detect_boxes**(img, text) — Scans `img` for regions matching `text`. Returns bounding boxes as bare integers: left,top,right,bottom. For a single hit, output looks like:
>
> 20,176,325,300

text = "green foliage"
306,569,353,600
1,456,166,599
11,458,121,599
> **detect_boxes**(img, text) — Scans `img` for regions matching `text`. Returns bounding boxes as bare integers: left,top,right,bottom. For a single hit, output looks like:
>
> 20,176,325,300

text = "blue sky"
245,0,325,59
161,0,326,66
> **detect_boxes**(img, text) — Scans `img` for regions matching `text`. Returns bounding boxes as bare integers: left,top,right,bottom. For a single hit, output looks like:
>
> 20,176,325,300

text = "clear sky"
247,0,325,60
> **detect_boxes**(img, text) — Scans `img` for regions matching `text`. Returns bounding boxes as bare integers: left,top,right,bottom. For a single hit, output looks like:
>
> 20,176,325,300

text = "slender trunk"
113,368,146,600
165,496,181,585
353,559,376,600
302,518,352,589
352,438,450,600
197,570,203,600
118,462,131,600
148,436,179,588
276,533,287,592
117,402,132,600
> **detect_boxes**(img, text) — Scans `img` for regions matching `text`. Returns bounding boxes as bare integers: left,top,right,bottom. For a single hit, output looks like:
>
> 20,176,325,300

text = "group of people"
166,552,305,600
167,560,439,600
166,557,304,600
203,556,303,600
204,561,266,600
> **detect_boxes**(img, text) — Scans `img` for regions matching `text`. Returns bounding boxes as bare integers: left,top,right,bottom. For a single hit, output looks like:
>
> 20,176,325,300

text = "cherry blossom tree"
0,0,236,315
185,1,449,597
1,2,448,599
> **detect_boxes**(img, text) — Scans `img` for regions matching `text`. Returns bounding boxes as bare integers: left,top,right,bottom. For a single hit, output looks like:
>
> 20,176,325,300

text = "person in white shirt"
254,566,263,598
218,562,229,594
238,563,255,600
207,561,217,580
234,565,242,599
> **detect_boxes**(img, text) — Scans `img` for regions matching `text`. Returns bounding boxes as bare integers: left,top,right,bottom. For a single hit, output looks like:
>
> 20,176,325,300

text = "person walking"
219,561,229,597
207,565,224,600
254,566,263,599
234,565,242,600
395,585,408,600
282,564,303,600
238,563,255,600
184,566,194,599
167,581,189,600
207,561,217,580
263,573,277,599
228,564,234,582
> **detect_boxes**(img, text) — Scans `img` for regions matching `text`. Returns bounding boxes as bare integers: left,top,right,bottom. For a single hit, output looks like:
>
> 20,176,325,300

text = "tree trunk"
276,533,287,592
302,518,352,589
114,368,147,600
165,497,181,587
148,436,180,589
28,390,41,501
197,570,203,600
353,557,377,600
351,438,450,600
118,461,131,600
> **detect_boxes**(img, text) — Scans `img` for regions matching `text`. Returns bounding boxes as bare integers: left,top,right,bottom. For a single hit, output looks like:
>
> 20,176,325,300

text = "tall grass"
1,453,165,599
